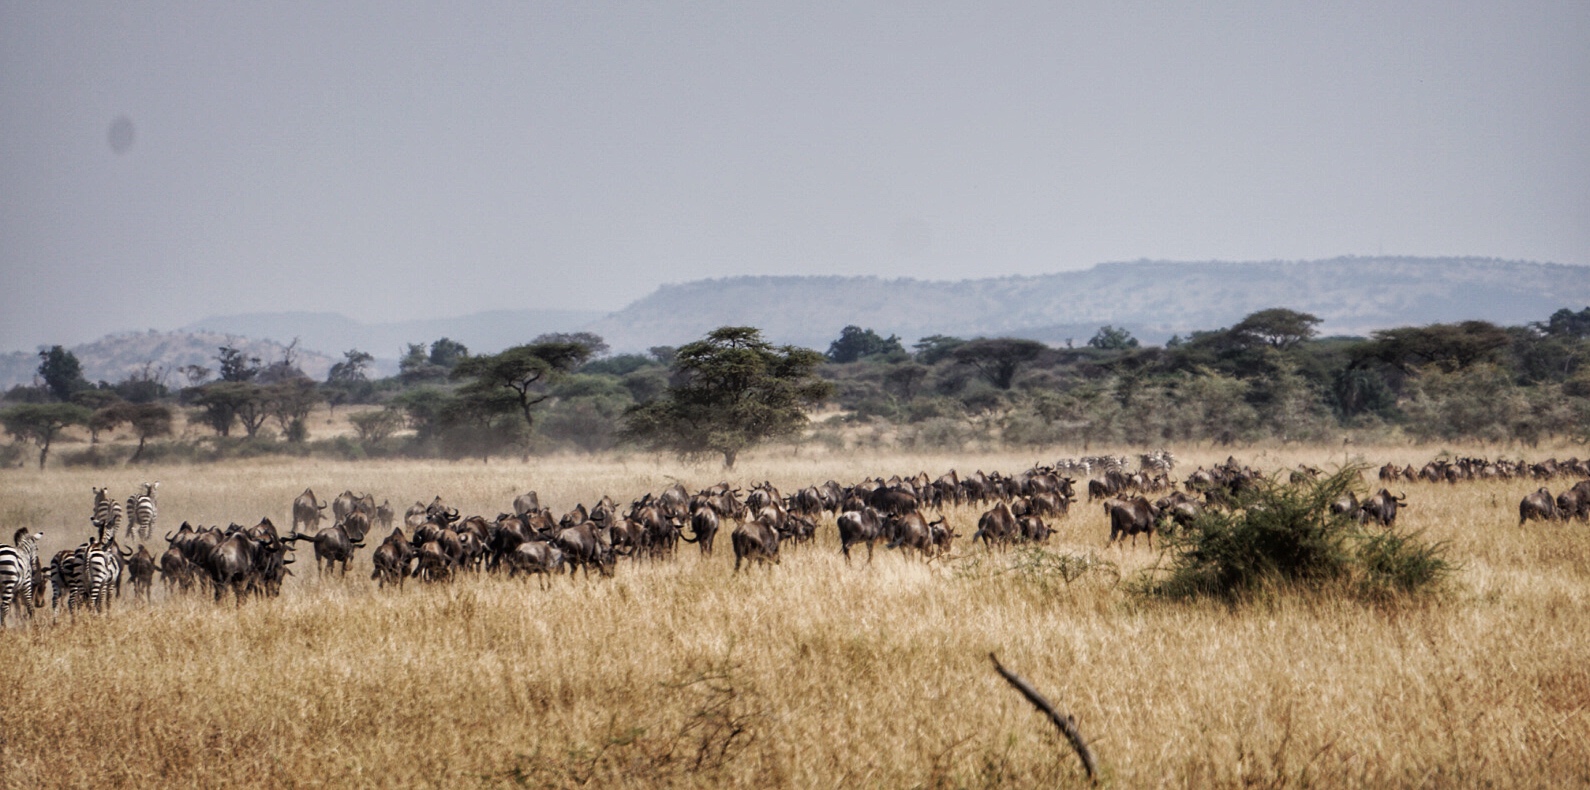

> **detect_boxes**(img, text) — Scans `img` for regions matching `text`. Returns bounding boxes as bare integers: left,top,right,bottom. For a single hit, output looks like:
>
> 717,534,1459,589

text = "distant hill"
582,257,1590,352
0,331,335,391
183,309,607,362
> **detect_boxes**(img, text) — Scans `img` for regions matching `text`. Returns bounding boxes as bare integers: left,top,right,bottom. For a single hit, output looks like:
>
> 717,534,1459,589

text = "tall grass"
0,445,1584,787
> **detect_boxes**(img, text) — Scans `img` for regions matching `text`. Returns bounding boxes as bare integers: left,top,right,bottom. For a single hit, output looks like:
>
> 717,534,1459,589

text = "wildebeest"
374,500,395,530
513,491,542,516
1361,489,1407,527
507,540,565,588
371,528,415,589
552,522,614,578
684,502,721,556
1519,488,1557,524
973,502,1018,547
836,508,884,563
292,488,327,532
128,544,156,601
1106,497,1159,548
158,546,194,593
288,513,369,576
1557,481,1590,522
885,511,936,558
731,515,781,573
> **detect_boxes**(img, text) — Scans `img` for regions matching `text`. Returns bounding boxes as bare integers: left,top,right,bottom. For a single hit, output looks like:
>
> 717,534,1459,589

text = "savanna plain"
1,444,1587,788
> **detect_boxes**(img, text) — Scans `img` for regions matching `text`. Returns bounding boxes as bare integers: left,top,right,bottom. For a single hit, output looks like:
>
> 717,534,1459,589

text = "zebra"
82,540,123,612
48,550,77,610
0,528,43,626
92,487,123,535
128,482,159,541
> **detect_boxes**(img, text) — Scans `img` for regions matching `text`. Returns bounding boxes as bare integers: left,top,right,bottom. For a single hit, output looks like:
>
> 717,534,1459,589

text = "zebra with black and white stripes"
0,528,43,626
128,482,158,541
92,486,122,535
81,539,123,612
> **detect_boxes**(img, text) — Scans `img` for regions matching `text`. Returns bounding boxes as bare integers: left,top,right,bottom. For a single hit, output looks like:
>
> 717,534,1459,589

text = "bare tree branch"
989,652,1098,784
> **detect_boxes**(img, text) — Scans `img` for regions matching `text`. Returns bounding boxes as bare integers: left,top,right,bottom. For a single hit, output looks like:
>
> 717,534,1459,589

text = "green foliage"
1,402,91,468
826,325,906,363
428,337,470,369
450,341,594,447
1352,321,1511,374
216,346,262,382
1088,325,1139,350
951,338,1046,389
187,381,268,437
1539,306,1590,338
912,335,964,365
1146,468,1452,603
348,408,405,443
37,345,88,401
1230,308,1321,349
621,326,833,467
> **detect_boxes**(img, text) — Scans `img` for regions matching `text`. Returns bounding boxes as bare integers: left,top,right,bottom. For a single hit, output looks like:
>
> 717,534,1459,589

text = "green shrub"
1145,467,1452,602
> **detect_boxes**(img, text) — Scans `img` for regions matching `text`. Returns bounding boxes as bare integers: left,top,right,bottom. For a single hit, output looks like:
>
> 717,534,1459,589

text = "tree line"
3,306,1588,468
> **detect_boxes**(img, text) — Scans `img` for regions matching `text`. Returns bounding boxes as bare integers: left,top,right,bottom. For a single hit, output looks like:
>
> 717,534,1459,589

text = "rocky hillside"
581,257,1590,351
0,331,334,391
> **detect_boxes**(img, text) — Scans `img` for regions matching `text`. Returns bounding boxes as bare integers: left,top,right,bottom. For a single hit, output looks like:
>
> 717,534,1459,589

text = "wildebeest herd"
0,451,1586,625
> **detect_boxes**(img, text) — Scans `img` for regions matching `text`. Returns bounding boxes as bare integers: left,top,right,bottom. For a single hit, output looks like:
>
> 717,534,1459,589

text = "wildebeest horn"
1397,491,1408,503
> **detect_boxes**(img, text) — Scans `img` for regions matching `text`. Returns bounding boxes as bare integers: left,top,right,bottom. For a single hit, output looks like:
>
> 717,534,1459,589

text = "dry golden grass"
1,444,1588,788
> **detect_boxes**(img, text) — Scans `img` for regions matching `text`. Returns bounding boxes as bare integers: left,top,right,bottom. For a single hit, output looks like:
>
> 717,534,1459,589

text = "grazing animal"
684,504,721,557
836,508,884,563
374,500,396,530
1361,489,1407,527
158,547,195,594
128,544,156,601
371,528,415,589
974,502,1019,547
1106,497,1159,549
129,482,159,541
731,516,782,573
92,487,123,535
0,529,43,626
292,488,328,532
1519,488,1557,525
512,491,542,516
507,541,565,587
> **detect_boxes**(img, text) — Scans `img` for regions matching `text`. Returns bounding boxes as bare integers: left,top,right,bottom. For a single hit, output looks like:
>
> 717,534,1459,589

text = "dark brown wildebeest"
288,513,368,576
1555,483,1589,522
552,522,614,578
414,540,453,583
128,544,156,601
684,501,721,556
374,500,395,530
332,490,358,523
371,528,415,589
836,508,884,564
1106,497,1159,548
886,511,938,559
1362,489,1407,527
1329,491,1363,523
974,502,1018,547
731,515,781,573
404,501,429,529
292,488,327,533
1519,488,1557,525
512,491,542,516
1378,464,1402,482
507,541,565,588
158,546,194,594
1018,515,1050,543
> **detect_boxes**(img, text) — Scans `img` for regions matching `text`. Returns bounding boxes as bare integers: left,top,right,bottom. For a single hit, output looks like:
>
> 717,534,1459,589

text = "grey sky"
2,2,1586,350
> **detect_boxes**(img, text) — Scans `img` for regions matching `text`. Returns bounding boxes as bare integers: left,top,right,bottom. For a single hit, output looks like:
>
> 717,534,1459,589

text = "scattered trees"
622,326,834,468
1,403,90,468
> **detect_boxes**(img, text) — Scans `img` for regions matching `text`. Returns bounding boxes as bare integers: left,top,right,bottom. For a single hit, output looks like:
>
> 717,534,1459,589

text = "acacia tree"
450,340,594,454
620,326,833,468
1231,308,1321,349
115,402,172,462
1,403,90,468
952,338,1047,390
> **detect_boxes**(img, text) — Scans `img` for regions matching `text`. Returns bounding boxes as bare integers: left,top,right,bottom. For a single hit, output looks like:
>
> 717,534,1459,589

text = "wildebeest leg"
866,540,875,564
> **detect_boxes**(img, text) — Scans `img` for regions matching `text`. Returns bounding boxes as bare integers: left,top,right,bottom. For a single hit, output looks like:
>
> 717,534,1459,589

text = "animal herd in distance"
1,452,1587,623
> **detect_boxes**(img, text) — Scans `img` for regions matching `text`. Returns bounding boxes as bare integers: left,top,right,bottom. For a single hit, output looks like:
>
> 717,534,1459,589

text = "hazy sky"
2,2,1587,350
